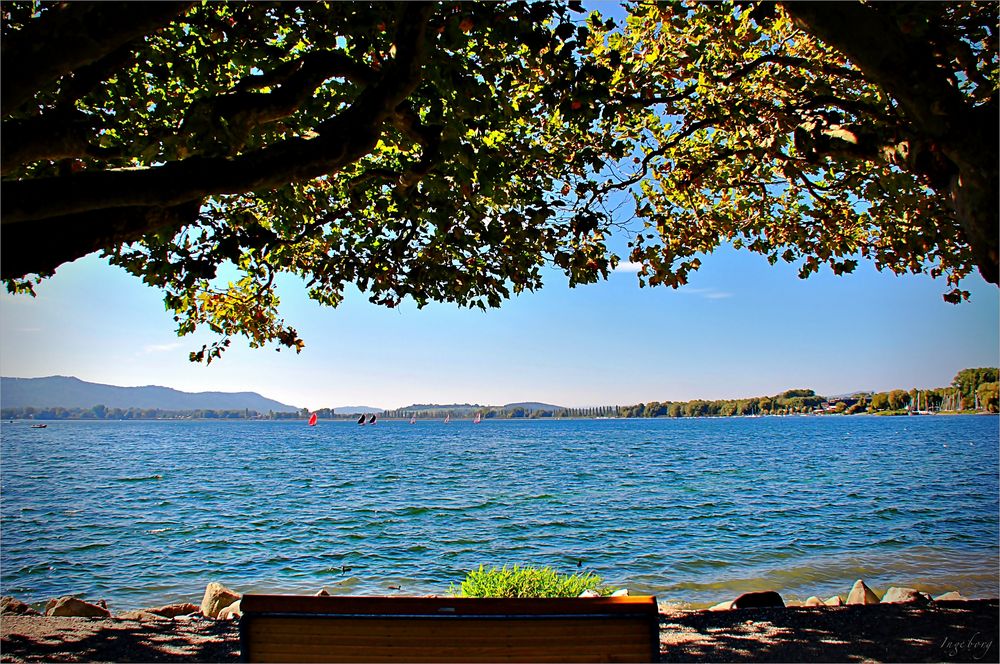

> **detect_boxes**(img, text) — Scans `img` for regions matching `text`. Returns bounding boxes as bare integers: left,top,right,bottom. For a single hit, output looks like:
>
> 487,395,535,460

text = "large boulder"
611,588,629,597
731,591,784,609
881,587,930,604
1,596,40,616
200,582,241,618
846,580,880,605
708,600,734,611
45,596,112,618
804,596,825,607
824,596,844,606
934,591,967,601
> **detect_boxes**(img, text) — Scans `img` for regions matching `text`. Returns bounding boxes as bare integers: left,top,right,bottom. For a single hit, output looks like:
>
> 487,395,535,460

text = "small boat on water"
444,414,451,424
409,415,416,424
357,414,366,425
308,412,318,426
368,414,377,425
31,424,47,429
473,413,482,424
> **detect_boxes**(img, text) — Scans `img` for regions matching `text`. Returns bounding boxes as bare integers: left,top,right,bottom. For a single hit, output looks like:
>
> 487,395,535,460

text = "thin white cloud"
681,287,734,300
612,262,644,273
142,342,183,354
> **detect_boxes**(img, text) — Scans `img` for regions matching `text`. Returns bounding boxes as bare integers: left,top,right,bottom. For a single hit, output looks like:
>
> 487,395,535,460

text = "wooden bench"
239,594,660,662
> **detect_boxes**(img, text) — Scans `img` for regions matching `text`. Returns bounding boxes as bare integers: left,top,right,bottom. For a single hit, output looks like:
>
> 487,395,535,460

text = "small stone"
118,610,168,621
146,602,200,618
45,596,112,618
846,579,880,605
934,591,967,601
824,596,844,606
611,588,629,597
315,588,331,596
708,600,733,611
731,590,784,609
578,589,600,598
804,596,825,606
881,587,929,604
1,596,39,616
200,582,240,618
218,599,242,620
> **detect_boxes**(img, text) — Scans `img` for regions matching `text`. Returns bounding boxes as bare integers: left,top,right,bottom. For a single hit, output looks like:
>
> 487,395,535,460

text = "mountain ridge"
1,376,300,412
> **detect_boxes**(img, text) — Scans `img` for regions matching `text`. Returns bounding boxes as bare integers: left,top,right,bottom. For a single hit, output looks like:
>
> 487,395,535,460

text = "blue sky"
2,241,996,411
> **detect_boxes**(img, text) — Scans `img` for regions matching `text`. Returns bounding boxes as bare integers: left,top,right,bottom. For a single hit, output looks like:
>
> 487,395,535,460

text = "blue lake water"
1,416,997,610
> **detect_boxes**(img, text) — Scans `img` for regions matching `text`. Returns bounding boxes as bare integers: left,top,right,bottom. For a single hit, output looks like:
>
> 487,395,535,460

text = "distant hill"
503,402,565,411
402,403,486,414
1,376,299,412
393,402,566,414
332,406,383,415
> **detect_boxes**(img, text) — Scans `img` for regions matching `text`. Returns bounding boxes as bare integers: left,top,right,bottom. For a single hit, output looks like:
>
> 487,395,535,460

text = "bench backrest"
239,594,660,662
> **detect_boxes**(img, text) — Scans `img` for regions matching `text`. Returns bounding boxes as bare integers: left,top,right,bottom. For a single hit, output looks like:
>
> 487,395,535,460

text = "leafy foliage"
450,565,611,598
584,1,998,302
3,1,611,361
2,1,996,361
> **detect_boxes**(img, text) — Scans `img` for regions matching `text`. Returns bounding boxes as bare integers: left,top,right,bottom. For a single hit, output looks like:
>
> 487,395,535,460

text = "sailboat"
409,414,416,424
308,412,318,426
473,412,481,424
444,414,451,424
357,414,366,425
368,414,377,425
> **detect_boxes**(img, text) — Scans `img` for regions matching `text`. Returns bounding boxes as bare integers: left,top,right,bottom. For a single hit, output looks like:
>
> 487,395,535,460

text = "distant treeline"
381,406,621,420
615,368,998,418
0,406,300,420
5,369,996,421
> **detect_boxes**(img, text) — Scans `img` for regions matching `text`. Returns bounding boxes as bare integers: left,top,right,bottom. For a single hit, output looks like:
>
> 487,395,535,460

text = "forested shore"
4,368,996,421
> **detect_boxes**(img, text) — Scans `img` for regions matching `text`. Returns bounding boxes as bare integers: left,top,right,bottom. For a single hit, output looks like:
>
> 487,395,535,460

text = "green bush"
450,565,612,598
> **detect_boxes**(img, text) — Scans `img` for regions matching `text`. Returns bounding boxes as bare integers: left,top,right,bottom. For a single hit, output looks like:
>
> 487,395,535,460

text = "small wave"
114,475,162,482
70,542,112,552
396,506,431,517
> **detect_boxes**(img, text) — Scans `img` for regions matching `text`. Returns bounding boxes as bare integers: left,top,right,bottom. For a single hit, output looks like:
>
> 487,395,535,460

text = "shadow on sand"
0,617,239,662
659,600,999,662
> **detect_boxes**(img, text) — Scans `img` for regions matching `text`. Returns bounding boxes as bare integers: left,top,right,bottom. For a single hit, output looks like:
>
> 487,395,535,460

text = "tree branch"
1,2,194,116
781,1,998,284
2,2,435,279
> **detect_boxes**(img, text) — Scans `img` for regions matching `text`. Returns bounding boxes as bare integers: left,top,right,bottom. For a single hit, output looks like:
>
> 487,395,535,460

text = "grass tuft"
450,564,612,598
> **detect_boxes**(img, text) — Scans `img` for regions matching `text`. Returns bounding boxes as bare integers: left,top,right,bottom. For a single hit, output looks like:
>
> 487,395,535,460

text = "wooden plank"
240,595,660,663
247,616,652,639
247,642,652,663
241,594,658,617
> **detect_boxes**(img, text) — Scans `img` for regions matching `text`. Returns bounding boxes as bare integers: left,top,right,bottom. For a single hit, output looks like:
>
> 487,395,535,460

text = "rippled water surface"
1,416,997,609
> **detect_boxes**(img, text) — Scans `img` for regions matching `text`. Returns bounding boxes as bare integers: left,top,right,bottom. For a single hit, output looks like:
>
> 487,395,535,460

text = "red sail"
308,412,318,426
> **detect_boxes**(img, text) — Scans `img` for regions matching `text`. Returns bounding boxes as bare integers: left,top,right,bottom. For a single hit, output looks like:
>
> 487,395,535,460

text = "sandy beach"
2,599,996,662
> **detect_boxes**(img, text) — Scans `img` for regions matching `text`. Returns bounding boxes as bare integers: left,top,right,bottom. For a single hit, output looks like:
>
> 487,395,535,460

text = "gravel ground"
2,600,997,662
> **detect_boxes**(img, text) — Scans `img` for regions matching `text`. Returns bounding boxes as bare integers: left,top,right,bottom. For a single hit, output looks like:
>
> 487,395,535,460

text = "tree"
869,392,889,411
3,1,996,362
977,382,999,413
2,1,610,361
887,389,910,411
586,1,997,301
952,367,999,408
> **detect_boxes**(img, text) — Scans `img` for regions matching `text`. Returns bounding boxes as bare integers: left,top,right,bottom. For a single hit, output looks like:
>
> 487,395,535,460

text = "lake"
1,415,997,610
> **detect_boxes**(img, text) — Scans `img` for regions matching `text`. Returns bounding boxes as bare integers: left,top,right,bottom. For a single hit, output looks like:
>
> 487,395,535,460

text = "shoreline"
2,600,997,662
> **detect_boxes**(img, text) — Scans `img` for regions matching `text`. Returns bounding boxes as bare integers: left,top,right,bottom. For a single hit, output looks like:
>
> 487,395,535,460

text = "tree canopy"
2,1,996,361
